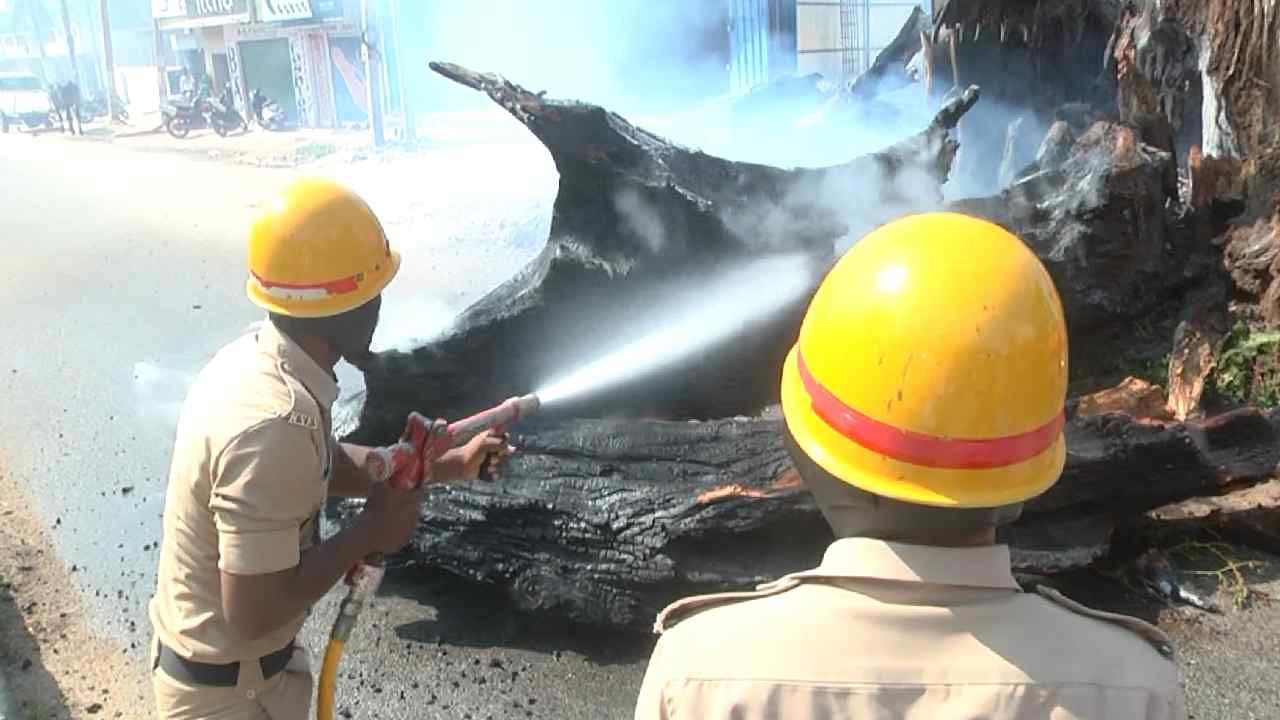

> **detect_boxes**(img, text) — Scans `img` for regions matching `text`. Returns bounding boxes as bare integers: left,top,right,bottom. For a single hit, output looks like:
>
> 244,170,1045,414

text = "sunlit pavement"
0,127,647,718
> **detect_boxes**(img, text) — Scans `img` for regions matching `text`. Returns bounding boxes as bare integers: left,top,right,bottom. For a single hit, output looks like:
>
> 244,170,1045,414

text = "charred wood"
332,409,1280,628
848,6,931,101
1221,149,1280,323
1167,278,1229,419
1074,377,1174,422
1033,120,1076,171
1108,2,1196,157
950,121,1208,388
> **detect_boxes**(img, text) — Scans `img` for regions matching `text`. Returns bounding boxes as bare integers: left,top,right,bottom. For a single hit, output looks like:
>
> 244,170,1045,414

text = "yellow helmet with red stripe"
780,212,1069,508
246,177,400,318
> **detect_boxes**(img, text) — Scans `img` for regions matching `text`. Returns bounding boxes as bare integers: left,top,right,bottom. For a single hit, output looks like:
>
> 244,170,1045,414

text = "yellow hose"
316,639,345,720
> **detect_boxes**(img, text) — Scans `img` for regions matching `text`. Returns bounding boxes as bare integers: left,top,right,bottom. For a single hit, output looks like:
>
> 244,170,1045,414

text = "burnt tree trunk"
847,5,931,101
332,409,1280,629
349,64,979,442
950,120,1223,389
340,38,1280,630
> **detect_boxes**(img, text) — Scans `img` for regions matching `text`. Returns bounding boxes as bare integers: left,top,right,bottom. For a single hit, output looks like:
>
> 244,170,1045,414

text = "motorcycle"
249,88,288,131
163,85,244,138
207,84,246,137
162,88,212,138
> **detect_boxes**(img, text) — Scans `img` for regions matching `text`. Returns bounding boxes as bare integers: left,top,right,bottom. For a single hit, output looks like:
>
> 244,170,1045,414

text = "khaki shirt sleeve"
210,420,322,575
634,633,674,720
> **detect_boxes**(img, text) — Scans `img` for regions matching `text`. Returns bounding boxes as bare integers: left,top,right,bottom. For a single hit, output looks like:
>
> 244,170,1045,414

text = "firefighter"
634,212,1187,719
149,177,511,720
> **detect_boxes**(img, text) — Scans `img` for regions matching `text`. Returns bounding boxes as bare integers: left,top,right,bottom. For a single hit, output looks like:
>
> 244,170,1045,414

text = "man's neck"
920,527,998,548
292,334,340,376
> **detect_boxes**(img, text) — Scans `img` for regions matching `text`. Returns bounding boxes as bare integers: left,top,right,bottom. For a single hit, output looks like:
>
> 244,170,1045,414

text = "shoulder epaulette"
654,576,802,634
1037,585,1175,658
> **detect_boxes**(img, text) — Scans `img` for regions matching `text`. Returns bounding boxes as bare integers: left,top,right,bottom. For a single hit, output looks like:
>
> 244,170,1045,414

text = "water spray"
535,253,814,406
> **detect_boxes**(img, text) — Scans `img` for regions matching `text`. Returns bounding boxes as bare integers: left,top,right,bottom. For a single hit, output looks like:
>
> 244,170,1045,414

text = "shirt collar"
257,320,340,410
802,537,1021,591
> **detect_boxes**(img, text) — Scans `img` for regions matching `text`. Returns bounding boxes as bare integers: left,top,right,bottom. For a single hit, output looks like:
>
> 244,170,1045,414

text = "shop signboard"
257,0,313,23
255,0,343,27
154,0,251,29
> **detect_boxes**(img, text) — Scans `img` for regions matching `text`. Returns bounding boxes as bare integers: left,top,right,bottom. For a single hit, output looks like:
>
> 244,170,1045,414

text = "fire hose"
316,394,540,720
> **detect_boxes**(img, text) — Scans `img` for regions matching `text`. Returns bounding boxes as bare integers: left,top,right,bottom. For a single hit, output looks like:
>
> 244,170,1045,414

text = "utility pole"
154,18,168,111
99,0,116,124
361,0,386,147
390,0,414,142
57,0,81,88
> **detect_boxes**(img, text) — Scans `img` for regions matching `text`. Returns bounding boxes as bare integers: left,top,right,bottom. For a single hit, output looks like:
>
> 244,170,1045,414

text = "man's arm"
328,443,375,498
212,422,423,643
220,479,422,641
221,519,373,640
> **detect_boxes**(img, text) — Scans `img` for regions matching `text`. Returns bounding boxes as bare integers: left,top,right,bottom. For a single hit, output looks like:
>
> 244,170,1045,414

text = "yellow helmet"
780,212,1069,508
246,177,400,318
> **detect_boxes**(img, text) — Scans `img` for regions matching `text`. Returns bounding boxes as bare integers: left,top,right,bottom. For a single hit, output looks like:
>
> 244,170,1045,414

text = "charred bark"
848,6,931,101
1160,0,1280,160
920,0,1121,192
331,409,1280,629
349,64,978,442
949,120,1218,387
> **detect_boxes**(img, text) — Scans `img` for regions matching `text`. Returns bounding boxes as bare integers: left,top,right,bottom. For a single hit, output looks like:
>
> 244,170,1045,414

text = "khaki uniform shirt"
636,538,1187,720
150,321,336,665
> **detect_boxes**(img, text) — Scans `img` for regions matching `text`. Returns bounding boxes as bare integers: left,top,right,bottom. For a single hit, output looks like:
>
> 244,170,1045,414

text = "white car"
0,72,54,133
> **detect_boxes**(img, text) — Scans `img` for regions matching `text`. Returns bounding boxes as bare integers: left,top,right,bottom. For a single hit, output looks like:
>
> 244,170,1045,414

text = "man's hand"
442,429,516,481
357,479,424,553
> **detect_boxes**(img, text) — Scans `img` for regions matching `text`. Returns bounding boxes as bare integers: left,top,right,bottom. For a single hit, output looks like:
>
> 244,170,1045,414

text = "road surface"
0,129,649,719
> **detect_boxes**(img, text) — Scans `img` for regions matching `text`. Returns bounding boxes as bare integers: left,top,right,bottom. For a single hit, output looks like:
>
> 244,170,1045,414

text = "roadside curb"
26,130,324,169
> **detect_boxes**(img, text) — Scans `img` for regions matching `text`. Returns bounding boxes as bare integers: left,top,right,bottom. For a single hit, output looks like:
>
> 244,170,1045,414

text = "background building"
730,0,933,90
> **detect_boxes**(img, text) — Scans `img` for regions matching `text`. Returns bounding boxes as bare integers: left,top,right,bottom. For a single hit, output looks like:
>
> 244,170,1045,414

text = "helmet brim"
779,346,1065,509
247,250,401,319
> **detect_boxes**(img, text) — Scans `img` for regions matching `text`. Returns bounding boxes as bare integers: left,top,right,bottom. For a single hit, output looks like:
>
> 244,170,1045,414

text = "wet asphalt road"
0,131,647,718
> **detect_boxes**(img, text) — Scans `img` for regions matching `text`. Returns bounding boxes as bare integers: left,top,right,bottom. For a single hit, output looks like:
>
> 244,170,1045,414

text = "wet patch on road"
299,538,654,719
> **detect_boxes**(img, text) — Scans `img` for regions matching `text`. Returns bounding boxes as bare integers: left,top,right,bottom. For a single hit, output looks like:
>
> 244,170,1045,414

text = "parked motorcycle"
250,88,288,131
207,84,246,137
163,88,212,138
163,85,244,138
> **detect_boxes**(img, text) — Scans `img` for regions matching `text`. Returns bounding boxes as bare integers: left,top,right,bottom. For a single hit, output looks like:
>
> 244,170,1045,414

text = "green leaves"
1209,321,1280,406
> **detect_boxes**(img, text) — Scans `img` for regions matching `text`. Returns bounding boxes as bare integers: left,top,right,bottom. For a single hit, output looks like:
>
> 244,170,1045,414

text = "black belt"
156,641,294,688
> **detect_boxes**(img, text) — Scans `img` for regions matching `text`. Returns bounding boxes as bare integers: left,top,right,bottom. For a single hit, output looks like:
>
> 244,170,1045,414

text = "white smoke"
614,187,668,253
369,294,456,354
